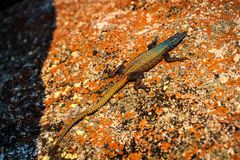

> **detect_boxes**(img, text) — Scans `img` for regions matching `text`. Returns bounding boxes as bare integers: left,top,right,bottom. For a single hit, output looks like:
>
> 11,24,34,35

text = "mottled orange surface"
39,0,239,159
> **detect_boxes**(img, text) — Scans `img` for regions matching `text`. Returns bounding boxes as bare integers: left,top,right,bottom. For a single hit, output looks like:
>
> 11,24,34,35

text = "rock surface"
0,0,239,159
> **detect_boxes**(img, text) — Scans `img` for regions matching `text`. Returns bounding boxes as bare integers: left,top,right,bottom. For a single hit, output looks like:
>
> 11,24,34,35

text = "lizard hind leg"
127,71,150,92
108,61,126,78
163,52,188,62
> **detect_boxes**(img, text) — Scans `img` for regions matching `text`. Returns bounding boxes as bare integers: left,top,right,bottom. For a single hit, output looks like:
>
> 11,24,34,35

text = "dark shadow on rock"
0,0,55,159
0,0,24,11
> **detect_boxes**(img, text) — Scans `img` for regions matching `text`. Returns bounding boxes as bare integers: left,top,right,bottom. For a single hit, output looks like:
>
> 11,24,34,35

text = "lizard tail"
49,76,128,153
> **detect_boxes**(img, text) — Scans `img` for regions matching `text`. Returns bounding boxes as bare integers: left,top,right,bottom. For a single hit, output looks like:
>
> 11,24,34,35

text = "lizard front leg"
127,72,150,92
147,36,158,50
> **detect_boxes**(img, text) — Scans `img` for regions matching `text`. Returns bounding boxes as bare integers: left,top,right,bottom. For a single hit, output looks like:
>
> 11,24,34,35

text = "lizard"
49,31,188,154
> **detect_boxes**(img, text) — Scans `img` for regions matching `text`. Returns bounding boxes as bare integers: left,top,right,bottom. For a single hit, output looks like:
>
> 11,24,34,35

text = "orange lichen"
128,152,142,160
189,127,202,140
214,107,228,116
91,93,99,103
175,92,182,99
175,92,195,99
156,107,163,115
139,118,148,129
75,136,87,145
161,142,172,151
108,142,119,150
231,155,240,160
184,143,198,160
115,92,124,99
125,111,134,119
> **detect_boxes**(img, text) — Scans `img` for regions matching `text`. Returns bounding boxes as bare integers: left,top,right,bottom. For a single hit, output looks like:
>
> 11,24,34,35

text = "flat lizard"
49,31,188,153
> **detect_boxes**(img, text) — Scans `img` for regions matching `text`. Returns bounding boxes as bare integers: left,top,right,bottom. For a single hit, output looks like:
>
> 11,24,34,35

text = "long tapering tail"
49,76,128,153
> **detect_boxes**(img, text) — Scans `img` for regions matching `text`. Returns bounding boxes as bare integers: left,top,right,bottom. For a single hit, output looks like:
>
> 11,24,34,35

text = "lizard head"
165,31,187,50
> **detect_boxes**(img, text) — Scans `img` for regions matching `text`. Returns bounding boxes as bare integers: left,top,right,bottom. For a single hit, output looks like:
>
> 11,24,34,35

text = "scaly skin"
50,76,128,151
50,31,187,153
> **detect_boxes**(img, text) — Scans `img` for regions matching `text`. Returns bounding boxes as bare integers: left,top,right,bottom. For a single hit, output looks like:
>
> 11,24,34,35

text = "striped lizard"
50,31,188,153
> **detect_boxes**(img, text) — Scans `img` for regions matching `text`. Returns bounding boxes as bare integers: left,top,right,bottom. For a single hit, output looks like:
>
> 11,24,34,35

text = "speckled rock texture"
0,0,239,159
